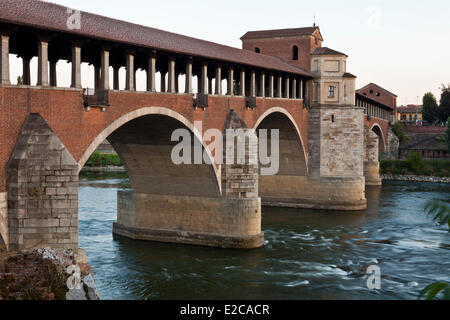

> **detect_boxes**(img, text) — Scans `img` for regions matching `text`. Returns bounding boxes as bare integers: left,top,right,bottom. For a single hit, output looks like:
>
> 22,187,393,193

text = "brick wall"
364,115,389,145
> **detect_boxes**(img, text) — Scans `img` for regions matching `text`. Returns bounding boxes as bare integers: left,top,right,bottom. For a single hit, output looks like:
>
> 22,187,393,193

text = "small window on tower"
293,46,299,61
328,86,335,98
255,48,261,53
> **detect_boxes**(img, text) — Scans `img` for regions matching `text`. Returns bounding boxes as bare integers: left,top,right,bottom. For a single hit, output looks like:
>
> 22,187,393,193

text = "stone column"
201,62,208,94
285,77,290,98
292,78,297,99
215,65,222,95
100,49,110,90
113,66,120,90
125,53,135,91
300,80,304,99
185,58,192,94
227,67,234,96
259,73,265,97
250,71,256,97
160,71,166,92
147,53,156,92
268,74,274,98
175,74,179,93
71,45,82,89
49,60,57,87
94,66,100,89
277,76,282,98
22,57,31,85
37,39,49,86
168,57,176,93
0,34,10,85
239,69,245,96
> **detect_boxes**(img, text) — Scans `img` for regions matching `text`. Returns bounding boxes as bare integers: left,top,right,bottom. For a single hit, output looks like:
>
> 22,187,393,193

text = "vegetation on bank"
391,121,409,144
380,153,450,177
85,151,123,167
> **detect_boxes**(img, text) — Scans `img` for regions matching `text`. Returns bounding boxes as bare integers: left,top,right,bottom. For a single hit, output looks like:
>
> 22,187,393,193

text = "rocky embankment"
0,248,99,300
381,174,450,184
81,166,126,172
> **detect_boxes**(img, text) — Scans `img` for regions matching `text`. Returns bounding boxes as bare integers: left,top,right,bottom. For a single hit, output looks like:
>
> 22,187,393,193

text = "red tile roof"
240,26,321,40
312,47,348,57
357,83,398,98
0,0,313,77
397,105,422,113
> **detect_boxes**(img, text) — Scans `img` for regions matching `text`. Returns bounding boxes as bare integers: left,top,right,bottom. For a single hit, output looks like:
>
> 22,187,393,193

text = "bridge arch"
254,107,308,176
370,123,386,157
78,107,221,196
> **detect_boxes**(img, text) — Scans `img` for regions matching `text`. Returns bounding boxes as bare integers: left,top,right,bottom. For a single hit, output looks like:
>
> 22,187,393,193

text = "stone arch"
78,107,221,197
254,107,308,175
254,107,308,176
370,123,386,158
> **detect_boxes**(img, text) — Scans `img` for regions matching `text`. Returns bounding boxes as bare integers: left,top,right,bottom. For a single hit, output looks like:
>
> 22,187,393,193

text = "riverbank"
381,174,450,184
81,166,126,172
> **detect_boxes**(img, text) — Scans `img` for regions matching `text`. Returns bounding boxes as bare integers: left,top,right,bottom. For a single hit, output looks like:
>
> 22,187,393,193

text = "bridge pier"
110,110,264,249
114,191,263,248
364,126,382,186
6,114,79,252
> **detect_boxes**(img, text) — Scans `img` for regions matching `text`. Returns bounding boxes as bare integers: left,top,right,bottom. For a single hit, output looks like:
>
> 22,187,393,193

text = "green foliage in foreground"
85,150,123,167
380,157,450,177
419,200,450,300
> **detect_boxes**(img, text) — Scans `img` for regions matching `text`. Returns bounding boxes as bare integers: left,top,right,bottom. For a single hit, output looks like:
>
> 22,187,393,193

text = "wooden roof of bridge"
0,0,313,78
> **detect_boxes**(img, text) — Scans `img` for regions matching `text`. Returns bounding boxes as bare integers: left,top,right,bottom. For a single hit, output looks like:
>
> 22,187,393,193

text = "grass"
85,150,123,167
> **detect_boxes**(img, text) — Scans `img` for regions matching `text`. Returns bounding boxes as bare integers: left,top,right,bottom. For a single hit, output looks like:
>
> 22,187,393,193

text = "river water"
79,172,450,300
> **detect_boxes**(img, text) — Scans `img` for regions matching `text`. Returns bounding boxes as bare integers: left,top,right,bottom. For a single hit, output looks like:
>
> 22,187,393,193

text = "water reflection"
79,173,450,300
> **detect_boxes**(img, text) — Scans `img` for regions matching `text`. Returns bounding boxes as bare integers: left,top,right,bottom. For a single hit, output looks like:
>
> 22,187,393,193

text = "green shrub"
380,159,450,177
85,150,123,167
391,122,409,144
406,152,424,173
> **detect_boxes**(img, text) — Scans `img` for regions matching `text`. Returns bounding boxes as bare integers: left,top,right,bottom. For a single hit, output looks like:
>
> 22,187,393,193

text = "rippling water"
79,172,450,300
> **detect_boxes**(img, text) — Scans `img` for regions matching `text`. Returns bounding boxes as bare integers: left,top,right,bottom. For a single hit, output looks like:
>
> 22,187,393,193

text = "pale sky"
11,0,450,105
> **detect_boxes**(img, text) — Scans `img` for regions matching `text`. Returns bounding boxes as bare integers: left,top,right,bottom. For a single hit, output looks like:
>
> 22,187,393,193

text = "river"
79,172,450,300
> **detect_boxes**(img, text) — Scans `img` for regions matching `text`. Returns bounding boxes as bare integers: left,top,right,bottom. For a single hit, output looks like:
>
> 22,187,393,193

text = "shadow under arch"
78,107,221,197
254,107,308,176
370,123,386,158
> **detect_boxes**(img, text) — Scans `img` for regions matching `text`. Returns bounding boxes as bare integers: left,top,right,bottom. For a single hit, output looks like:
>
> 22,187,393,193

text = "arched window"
293,46,299,61
255,47,260,53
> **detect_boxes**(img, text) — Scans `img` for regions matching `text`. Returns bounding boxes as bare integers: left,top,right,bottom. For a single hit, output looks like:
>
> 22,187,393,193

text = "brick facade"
0,86,309,194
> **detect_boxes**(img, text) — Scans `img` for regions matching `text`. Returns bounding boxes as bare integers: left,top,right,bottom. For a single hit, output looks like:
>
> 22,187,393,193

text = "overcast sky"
14,0,450,105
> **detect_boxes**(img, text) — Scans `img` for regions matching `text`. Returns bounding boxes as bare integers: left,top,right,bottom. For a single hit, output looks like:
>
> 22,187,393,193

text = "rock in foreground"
0,248,99,300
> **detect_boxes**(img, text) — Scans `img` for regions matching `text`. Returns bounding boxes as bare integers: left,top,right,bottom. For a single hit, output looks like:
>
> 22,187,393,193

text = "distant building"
397,105,423,125
356,83,398,122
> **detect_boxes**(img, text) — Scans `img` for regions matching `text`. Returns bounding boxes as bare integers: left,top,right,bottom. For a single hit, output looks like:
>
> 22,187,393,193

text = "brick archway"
78,106,221,193
370,123,386,155
253,107,308,173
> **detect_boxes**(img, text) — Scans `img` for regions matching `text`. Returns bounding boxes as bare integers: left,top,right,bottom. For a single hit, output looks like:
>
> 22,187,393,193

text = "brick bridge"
0,0,396,253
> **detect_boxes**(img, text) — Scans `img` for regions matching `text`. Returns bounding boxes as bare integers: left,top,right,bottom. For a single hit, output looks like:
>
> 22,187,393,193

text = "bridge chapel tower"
307,48,365,205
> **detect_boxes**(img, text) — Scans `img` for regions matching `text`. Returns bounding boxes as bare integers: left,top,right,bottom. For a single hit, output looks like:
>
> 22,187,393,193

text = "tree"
422,92,438,124
438,84,450,123
17,76,23,85
446,117,450,152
